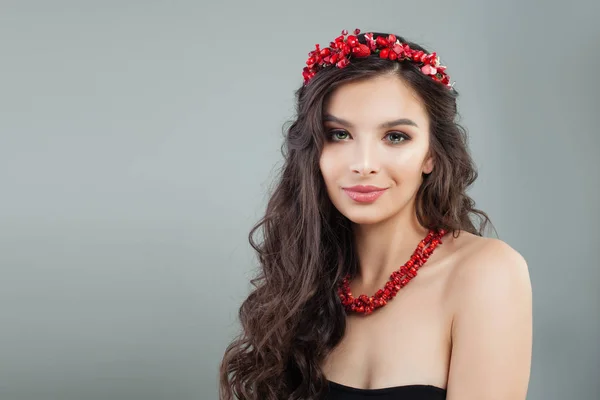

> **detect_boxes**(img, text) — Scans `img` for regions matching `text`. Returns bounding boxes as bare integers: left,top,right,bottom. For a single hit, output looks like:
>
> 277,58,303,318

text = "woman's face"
319,74,433,225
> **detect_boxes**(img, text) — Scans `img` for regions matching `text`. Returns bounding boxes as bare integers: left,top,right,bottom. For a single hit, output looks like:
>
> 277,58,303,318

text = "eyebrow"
323,114,419,129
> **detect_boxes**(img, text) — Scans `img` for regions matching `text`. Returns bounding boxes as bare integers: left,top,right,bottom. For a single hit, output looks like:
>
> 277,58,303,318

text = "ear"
422,154,434,175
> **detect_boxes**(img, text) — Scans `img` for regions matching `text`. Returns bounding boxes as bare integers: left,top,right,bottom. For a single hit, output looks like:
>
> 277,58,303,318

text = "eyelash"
326,129,411,144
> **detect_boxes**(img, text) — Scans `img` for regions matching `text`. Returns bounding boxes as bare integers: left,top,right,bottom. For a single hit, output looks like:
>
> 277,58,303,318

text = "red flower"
337,58,350,68
421,64,437,75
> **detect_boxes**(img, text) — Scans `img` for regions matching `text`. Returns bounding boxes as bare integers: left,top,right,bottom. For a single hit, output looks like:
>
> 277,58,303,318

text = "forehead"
323,74,429,130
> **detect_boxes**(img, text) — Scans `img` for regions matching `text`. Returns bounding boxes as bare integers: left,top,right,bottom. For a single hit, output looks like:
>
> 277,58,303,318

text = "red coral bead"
376,36,389,47
352,44,370,57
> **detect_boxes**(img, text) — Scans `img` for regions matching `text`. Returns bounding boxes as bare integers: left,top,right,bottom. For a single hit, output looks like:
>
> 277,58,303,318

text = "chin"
347,216,387,225
337,206,394,225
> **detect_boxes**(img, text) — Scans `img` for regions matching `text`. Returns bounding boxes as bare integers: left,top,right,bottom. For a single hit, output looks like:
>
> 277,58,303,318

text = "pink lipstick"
342,185,388,203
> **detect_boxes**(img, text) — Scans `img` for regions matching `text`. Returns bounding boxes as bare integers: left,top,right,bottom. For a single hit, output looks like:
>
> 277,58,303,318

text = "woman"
220,29,532,400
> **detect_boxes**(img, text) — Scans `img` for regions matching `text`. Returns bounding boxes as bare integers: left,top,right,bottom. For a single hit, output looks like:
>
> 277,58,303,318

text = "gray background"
1,1,598,399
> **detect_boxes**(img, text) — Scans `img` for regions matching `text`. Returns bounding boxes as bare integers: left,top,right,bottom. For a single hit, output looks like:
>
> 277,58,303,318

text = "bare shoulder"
447,233,531,302
441,232,533,398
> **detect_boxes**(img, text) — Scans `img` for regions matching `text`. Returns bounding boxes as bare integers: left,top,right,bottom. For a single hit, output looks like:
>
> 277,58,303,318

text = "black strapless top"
326,380,446,399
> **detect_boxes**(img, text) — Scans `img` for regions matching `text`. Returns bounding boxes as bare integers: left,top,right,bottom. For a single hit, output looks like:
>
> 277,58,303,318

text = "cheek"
384,151,424,178
318,148,338,181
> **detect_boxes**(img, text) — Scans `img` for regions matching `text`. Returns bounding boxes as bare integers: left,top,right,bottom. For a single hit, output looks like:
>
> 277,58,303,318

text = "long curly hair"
219,31,494,400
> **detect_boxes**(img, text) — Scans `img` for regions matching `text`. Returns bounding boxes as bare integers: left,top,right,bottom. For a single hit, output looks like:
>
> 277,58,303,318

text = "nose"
350,141,381,176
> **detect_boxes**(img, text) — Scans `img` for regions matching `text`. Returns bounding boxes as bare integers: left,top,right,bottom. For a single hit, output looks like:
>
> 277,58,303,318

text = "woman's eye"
386,132,409,144
328,130,349,141
326,130,409,144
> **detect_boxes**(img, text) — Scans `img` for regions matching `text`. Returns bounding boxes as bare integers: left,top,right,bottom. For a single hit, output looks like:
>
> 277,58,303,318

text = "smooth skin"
319,74,532,400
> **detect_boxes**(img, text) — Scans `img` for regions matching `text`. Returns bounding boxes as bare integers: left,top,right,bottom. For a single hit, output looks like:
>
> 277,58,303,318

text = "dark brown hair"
219,32,494,400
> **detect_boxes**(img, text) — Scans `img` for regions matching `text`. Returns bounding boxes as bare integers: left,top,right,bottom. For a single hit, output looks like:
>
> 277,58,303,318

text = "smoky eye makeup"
324,127,412,144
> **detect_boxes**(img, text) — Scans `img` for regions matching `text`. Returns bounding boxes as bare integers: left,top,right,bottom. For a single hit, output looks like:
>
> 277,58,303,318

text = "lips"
343,185,386,193
342,185,388,203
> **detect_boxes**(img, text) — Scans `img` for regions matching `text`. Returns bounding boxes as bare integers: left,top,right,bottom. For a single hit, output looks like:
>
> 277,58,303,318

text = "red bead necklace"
338,228,447,315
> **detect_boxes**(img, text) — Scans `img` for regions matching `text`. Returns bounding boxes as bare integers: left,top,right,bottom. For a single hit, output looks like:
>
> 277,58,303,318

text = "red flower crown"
302,29,453,89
